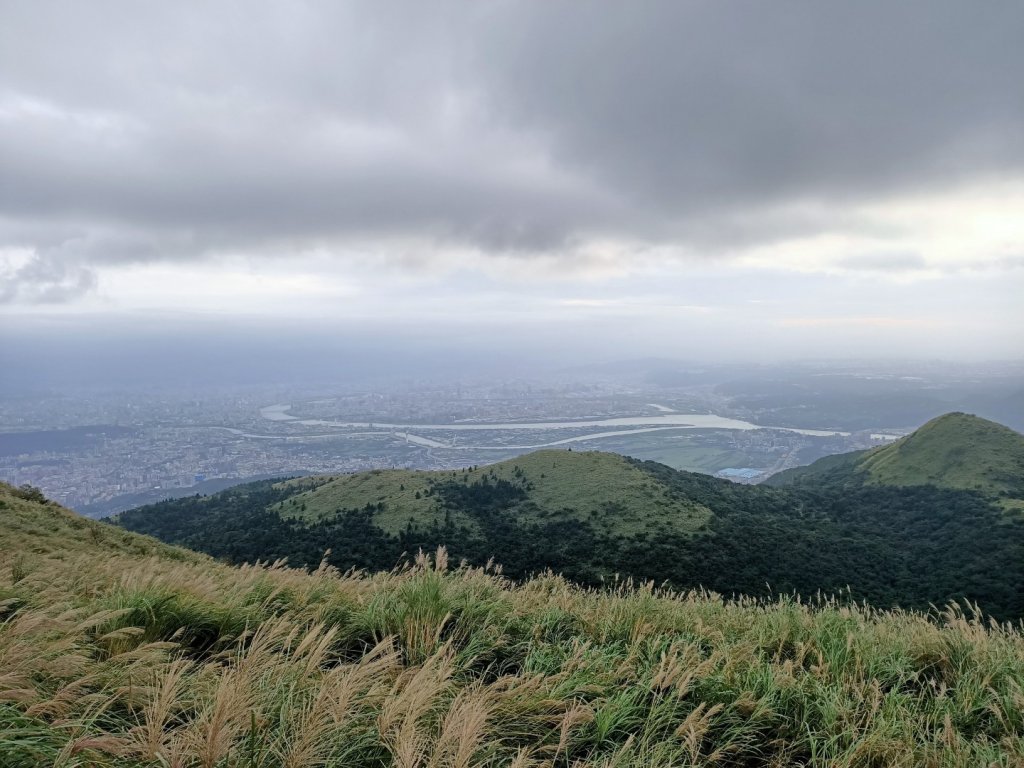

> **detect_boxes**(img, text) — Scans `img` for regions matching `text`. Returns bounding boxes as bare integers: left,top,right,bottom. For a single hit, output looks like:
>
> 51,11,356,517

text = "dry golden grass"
2,482,1024,766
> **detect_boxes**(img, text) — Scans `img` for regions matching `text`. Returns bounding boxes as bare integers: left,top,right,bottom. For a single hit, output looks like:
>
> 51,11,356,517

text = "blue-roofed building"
716,467,765,481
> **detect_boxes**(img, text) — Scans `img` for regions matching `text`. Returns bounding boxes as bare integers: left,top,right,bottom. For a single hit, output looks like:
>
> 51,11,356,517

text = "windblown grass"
2,483,1024,766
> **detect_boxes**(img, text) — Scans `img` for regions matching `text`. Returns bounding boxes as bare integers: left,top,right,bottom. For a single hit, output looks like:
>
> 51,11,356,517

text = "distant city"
2,359,1021,517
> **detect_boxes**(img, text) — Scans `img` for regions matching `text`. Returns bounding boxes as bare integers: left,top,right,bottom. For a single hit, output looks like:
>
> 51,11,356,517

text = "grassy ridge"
860,412,1024,495
768,413,1024,502
276,450,710,537
4,483,1024,766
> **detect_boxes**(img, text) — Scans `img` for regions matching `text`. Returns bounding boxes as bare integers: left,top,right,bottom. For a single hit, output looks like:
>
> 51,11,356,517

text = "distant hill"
860,413,1024,493
766,413,1024,509
275,450,710,537
78,472,308,518
118,414,1024,620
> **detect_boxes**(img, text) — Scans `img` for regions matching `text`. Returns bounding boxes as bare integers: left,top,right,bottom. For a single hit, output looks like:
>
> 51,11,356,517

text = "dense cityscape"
4,362,976,517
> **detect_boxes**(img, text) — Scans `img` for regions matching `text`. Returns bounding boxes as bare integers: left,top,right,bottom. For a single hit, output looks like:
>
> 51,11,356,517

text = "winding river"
259,404,849,439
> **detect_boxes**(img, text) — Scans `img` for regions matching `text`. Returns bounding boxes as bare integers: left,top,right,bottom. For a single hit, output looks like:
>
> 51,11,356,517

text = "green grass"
768,413,1024,502
3,482,1024,766
859,412,1024,495
274,468,462,533
277,450,711,537
0,482,203,563
999,498,1024,515
270,413,1022,537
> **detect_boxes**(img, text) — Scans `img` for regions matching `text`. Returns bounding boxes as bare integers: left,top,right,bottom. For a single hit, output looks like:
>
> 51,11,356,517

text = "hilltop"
766,413,1024,508
860,412,1024,494
119,416,1024,620
4,481,1024,766
274,450,711,537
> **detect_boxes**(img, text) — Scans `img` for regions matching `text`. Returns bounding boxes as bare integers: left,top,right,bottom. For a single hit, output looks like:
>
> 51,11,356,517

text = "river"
259,403,849,438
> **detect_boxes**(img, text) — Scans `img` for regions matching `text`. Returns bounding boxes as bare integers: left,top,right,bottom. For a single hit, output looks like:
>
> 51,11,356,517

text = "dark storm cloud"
477,2,1024,212
1,0,1022,300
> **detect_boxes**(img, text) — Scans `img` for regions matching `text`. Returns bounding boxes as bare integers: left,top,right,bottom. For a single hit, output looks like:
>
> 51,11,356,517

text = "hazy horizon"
4,314,1023,394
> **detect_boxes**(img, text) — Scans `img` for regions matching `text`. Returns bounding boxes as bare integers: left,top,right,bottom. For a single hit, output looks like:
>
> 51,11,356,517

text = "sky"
1,0,1023,368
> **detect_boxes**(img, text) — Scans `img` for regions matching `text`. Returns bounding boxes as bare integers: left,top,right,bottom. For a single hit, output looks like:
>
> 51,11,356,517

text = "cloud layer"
0,1,1022,360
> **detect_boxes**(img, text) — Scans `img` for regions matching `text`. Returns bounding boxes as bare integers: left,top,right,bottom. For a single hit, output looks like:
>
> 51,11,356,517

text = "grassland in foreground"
3,481,1024,767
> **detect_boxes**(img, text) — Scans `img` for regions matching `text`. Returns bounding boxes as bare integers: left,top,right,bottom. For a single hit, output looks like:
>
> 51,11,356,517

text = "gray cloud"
1,0,1022,298
477,3,1024,210
0,247,98,304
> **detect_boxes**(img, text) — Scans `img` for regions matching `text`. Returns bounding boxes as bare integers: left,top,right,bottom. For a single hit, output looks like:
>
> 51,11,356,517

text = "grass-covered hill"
4,482,1024,766
273,450,712,537
859,413,1024,492
118,419,1024,621
766,413,1024,508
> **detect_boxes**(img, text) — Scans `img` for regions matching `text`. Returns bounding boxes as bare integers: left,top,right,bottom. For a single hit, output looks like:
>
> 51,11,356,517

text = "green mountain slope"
766,413,1024,509
860,412,1024,493
5,485,1024,765
118,415,1024,620
0,481,203,563
275,450,710,536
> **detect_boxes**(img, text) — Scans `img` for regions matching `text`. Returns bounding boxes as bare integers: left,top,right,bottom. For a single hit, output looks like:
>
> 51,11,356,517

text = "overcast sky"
1,1,1022,364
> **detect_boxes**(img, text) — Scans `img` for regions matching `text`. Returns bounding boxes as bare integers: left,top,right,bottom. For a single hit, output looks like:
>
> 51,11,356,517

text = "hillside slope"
4,483,1024,766
766,413,1024,505
860,412,1024,493
0,481,204,563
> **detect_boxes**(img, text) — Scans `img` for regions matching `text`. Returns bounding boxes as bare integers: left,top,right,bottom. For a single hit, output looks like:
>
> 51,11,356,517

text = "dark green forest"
116,458,1024,621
